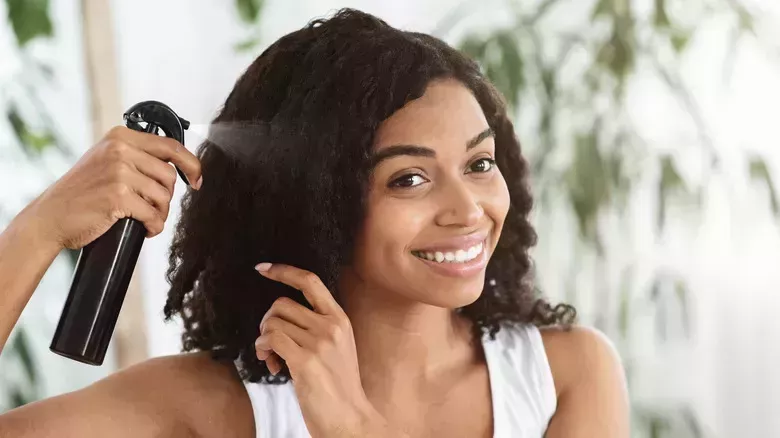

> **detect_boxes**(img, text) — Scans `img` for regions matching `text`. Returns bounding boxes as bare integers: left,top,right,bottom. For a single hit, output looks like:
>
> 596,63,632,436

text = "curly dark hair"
163,7,575,383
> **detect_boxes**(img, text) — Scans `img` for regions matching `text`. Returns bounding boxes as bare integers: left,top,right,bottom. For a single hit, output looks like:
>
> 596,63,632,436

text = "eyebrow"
370,127,495,168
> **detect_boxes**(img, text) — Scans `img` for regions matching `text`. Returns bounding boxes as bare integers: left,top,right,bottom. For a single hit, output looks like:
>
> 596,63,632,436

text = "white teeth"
413,241,484,264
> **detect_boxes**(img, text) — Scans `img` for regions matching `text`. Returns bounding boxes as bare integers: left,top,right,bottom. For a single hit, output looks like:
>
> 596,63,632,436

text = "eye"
468,157,496,173
389,173,428,189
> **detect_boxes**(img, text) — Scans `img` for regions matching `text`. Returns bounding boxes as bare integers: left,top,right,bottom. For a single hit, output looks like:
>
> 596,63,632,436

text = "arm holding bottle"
0,127,236,438
0,203,62,352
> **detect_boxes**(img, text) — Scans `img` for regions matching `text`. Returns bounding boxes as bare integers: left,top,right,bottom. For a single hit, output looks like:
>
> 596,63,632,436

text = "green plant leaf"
596,32,635,95
7,106,56,156
566,130,609,248
10,388,29,409
670,30,692,54
234,36,261,52
617,266,633,339
235,0,264,24
6,0,53,47
649,274,692,342
607,151,624,188
749,156,779,217
591,0,611,20
657,155,687,232
459,31,526,114
606,138,633,212
650,416,669,438
675,279,691,338
494,31,525,108
660,155,685,190
10,328,37,384
459,35,488,60
593,0,637,96
732,2,755,35
540,65,556,99
653,0,671,29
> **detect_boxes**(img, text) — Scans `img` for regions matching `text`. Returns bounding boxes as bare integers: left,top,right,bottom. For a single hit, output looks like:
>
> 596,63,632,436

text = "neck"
338,273,479,401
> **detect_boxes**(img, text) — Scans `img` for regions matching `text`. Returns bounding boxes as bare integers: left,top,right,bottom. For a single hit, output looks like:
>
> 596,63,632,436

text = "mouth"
410,239,489,278
411,240,484,264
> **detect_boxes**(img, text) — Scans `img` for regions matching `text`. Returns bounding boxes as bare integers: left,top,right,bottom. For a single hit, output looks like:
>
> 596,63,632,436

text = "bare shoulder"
117,350,242,395
0,351,255,438
538,325,622,393
110,351,255,437
538,325,630,437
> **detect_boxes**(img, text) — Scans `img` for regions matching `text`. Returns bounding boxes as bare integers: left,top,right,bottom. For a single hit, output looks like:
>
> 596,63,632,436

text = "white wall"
109,1,780,436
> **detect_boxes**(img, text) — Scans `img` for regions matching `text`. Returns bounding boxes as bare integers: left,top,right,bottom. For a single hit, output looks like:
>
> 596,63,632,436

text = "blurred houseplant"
0,0,77,410
434,0,778,437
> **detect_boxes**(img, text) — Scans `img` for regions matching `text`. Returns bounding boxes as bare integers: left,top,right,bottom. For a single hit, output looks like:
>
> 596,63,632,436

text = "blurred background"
0,0,778,436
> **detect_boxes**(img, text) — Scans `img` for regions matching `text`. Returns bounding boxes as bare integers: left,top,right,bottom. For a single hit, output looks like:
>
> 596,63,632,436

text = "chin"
416,278,486,309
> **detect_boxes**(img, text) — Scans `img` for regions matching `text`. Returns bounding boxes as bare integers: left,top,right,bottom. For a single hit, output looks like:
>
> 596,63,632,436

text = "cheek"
487,173,511,226
356,195,430,266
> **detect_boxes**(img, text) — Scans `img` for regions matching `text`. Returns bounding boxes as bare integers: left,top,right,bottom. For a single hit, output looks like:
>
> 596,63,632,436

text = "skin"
0,79,629,437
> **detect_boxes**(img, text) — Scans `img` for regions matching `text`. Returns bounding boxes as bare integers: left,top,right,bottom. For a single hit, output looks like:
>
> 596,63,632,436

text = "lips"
410,230,491,278
412,241,484,263
412,241,489,278
411,230,489,253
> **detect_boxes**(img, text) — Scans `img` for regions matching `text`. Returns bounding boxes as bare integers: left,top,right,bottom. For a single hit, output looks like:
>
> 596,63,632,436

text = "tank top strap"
481,323,557,437
239,376,310,438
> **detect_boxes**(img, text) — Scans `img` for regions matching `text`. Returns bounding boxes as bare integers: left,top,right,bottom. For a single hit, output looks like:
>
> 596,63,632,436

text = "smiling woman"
0,7,628,438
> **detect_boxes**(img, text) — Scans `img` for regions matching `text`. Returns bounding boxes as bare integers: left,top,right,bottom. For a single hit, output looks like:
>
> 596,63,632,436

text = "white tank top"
238,323,557,437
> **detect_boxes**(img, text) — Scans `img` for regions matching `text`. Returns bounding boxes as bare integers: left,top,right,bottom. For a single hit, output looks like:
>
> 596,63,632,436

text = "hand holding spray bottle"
50,101,193,365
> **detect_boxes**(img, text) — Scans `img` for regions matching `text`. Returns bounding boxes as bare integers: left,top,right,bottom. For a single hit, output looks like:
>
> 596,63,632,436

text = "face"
346,78,511,309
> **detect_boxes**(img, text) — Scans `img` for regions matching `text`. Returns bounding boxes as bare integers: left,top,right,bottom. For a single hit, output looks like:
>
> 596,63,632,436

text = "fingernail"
255,263,272,272
194,176,203,190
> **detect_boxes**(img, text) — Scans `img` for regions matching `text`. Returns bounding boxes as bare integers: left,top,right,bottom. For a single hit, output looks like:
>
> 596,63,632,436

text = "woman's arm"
0,213,178,437
0,352,255,438
0,207,62,351
541,325,631,437
0,126,207,436
0,358,190,438
0,125,201,353
0,215,195,437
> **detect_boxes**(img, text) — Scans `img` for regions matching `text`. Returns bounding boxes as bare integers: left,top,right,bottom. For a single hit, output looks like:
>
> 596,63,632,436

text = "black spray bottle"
50,101,191,365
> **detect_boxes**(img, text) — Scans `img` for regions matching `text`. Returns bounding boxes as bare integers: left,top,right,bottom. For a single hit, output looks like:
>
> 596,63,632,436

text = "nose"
435,179,484,228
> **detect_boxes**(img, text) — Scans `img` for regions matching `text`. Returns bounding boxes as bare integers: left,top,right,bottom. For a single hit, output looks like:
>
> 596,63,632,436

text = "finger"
255,264,341,316
260,316,316,349
126,146,179,196
116,126,202,189
255,331,302,365
109,187,165,237
266,353,282,375
256,347,272,361
123,169,173,222
260,297,320,332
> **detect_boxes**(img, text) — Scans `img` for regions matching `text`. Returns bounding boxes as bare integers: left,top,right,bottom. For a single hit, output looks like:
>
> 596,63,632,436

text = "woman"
0,8,628,437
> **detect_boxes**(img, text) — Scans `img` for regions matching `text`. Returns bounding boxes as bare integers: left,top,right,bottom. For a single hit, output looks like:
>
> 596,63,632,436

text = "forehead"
373,78,488,151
